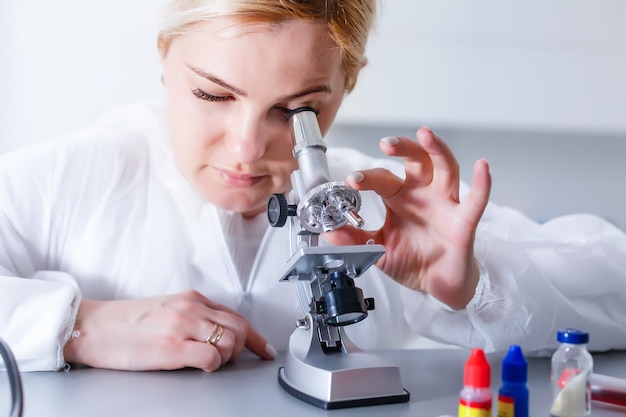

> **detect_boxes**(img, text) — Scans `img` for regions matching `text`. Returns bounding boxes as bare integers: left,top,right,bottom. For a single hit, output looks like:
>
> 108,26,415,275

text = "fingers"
177,339,223,372
243,324,277,361
461,158,492,227
322,224,378,247
198,308,247,362
174,291,275,371
185,320,274,372
415,126,460,199
378,135,434,189
212,311,276,361
352,127,460,203
345,168,404,199
174,319,245,372
199,321,237,366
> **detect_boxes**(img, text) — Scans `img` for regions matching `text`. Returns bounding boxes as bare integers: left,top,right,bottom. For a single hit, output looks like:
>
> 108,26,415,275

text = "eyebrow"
186,64,333,101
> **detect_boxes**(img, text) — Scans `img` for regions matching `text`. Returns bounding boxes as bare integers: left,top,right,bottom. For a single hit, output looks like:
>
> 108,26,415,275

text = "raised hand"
323,126,491,309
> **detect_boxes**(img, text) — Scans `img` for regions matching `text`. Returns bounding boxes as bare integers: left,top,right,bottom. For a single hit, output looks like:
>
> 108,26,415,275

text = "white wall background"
2,0,625,226
340,1,626,132
1,0,164,153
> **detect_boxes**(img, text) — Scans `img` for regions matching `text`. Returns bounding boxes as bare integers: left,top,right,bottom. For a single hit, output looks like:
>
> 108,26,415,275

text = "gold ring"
205,324,224,346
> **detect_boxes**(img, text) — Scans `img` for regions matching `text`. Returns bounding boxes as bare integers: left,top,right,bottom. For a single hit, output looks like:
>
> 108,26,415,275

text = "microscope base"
278,349,410,409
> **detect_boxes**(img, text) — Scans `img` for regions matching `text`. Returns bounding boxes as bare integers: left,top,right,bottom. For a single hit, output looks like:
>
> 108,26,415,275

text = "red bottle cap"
464,348,491,388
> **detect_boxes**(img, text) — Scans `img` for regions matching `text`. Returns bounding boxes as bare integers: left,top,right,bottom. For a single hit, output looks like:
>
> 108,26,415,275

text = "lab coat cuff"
465,258,488,312
58,290,82,370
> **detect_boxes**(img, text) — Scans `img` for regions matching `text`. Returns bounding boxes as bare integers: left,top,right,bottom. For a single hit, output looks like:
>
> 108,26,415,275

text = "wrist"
444,260,482,310
62,299,98,366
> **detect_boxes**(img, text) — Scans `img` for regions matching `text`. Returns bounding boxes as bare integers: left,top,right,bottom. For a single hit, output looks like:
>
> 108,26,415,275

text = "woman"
1,0,625,372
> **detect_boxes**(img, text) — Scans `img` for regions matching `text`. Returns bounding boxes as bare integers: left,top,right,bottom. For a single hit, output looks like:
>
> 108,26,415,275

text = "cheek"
278,157,299,186
167,106,212,177
259,136,297,191
165,90,216,171
169,135,196,179
268,131,298,167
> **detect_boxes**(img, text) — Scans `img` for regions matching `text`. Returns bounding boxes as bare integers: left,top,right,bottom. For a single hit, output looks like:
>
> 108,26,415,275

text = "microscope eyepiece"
285,106,318,121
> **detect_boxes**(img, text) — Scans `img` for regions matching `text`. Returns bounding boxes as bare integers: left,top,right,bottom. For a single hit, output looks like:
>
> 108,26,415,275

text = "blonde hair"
157,0,376,92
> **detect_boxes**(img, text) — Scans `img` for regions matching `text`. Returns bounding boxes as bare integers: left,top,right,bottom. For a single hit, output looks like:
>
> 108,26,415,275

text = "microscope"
266,108,410,409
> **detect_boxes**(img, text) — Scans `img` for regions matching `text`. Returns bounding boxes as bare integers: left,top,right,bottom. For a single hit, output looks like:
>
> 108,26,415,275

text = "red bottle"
459,348,492,417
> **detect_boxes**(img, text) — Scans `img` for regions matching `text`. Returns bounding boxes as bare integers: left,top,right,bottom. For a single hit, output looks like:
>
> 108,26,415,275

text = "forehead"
171,18,344,90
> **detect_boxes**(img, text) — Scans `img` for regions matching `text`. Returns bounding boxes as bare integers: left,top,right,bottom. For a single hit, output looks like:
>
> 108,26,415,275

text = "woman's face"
161,19,346,217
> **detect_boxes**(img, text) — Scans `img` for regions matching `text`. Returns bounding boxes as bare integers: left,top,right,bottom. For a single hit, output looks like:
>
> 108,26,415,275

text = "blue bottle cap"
501,345,527,383
557,329,589,344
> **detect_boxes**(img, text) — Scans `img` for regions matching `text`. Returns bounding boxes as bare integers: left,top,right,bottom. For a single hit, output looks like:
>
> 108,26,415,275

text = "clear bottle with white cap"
550,329,593,417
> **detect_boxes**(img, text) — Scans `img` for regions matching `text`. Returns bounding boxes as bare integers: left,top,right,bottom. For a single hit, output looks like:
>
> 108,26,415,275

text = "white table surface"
1,348,625,417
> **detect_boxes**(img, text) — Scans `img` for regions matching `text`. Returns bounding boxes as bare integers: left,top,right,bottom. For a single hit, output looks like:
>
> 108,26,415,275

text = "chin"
214,197,267,217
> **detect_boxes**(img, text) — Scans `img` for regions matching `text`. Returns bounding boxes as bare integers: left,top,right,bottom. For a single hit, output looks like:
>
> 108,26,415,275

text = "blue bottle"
497,345,529,417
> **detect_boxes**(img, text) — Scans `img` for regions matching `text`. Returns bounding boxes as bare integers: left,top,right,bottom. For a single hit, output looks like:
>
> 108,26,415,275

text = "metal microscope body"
267,107,409,409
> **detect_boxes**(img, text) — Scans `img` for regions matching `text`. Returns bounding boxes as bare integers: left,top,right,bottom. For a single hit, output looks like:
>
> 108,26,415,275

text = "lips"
215,167,264,187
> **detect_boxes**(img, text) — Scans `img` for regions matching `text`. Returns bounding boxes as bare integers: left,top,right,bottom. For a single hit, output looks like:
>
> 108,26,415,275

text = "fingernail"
422,125,432,133
265,343,277,359
380,136,400,146
347,171,364,184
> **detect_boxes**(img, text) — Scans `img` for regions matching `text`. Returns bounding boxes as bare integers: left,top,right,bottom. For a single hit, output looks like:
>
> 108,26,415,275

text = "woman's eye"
192,88,231,102
275,106,292,116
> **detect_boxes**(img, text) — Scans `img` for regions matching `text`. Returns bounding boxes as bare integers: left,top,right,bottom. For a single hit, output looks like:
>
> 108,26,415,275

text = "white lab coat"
1,101,625,372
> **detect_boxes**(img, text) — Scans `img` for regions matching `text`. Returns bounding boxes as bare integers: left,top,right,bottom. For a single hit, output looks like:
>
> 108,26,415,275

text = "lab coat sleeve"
0,274,80,371
400,201,626,353
0,141,82,371
0,101,167,371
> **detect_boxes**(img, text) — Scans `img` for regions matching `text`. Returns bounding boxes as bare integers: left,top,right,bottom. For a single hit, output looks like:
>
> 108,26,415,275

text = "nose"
229,110,269,164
